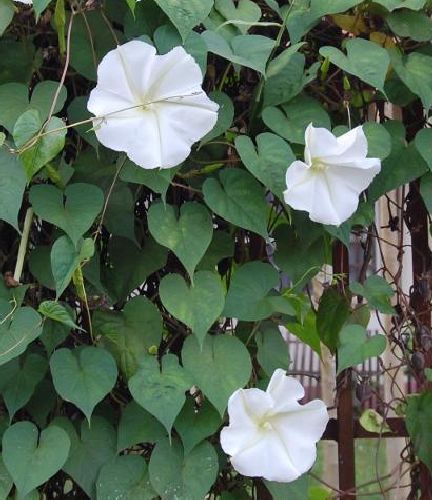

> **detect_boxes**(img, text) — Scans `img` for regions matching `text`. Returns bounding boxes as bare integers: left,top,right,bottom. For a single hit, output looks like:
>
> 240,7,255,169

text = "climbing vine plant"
0,0,431,498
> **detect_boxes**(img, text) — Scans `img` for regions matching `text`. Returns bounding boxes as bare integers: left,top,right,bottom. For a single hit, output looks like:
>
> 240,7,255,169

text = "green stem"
13,208,34,283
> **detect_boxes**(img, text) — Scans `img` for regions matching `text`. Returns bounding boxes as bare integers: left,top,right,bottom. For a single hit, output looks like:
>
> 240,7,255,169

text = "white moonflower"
15,0,32,3
283,124,381,226
220,369,328,483
87,40,219,169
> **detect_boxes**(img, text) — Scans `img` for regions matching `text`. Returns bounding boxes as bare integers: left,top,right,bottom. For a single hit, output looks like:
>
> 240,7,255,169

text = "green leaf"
101,236,168,303
415,128,432,171
0,149,27,231
50,236,94,297
235,133,295,199
40,318,70,356
317,288,350,353
0,454,12,500
202,31,274,74
153,0,213,41
386,10,432,42
54,416,116,498
159,272,225,347
182,334,252,416
197,230,234,271
264,474,309,500
350,275,395,314
374,0,426,11
0,0,14,37
203,168,268,237
256,323,290,377
96,455,156,500
263,94,331,144
13,111,66,179
337,324,387,373
117,401,167,452
30,183,104,247
32,0,51,17
26,379,57,428
363,122,392,160
359,409,390,433
214,0,262,35
38,301,78,329
320,38,390,93
2,422,70,497
174,398,221,455
148,202,213,281
390,49,432,110
223,261,281,321
406,391,432,470
103,183,137,243
420,172,432,213
149,438,219,499
120,161,175,201
128,354,192,435
0,307,43,366
67,96,99,149
0,354,47,420
93,296,163,378
264,44,317,107
201,91,234,143
49,346,118,422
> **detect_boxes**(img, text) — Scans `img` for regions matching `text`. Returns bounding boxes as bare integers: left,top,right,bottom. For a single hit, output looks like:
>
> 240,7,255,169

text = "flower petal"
305,124,341,161
266,370,305,412
334,125,368,159
228,430,301,482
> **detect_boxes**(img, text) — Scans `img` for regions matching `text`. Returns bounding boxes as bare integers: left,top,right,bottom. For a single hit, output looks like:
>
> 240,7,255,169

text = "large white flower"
15,0,32,3
283,124,381,226
87,40,219,169
220,369,328,483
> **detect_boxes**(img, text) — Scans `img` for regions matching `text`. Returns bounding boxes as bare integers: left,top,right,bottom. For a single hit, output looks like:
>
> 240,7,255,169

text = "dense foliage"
0,0,432,498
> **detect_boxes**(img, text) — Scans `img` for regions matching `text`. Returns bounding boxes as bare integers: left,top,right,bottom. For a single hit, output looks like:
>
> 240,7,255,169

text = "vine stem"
13,207,34,283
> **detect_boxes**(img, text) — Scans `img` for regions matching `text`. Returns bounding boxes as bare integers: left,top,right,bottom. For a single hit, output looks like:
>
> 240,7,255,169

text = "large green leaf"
350,275,395,314
337,325,387,373
264,475,309,500
0,307,42,366
0,0,14,37
182,334,252,415
201,90,234,143
159,272,225,347
148,202,213,281
103,182,137,243
117,402,167,452
213,0,262,35
235,133,294,199
223,261,281,321
2,422,70,497
203,168,268,237
93,296,163,378
0,353,47,420
153,0,213,41
0,149,26,231
54,416,117,498
149,438,219,500
120,161,176,201
415,128,432,171
386,10,432,42
256,323,290,377
30,183,104,247
317,287,350,353
96,455,156,500
374,0,426,10
128,354,192,434
202,31,274,74
0,454,12,500
50,346,118,422
320,38,390,93
406,391,432,470
174,398,221,455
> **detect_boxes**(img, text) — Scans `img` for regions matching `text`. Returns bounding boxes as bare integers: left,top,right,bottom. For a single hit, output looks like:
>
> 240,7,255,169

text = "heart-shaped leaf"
117,402,167,453
182,334,252,416
148,202,213,281
320,38,390,93
337,325,387,374
93,296,163,378
97,455,156,500
203,168,268,238
202,31,275,74
223,261,281,321
0,307,42,366
0,149,27,232
214,0,262,34
128,354,192,435
30,183,104,247
174,398,221,455
50,346,118,422
2,422,70,497
149,438,218,500
235,133,295,199
159,272,225,347
153,0,213,41
53,416,116,498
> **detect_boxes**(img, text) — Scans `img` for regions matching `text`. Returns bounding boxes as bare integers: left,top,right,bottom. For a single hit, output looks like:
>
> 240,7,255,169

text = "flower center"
310,158,328,172
256,416,274,431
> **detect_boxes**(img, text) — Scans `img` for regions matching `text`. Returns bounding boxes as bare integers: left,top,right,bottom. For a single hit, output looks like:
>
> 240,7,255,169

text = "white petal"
228,430,301,482
266,370,305,412
283,160,315,213
334,126,368,159
309,173,347,226
304,124,341,160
